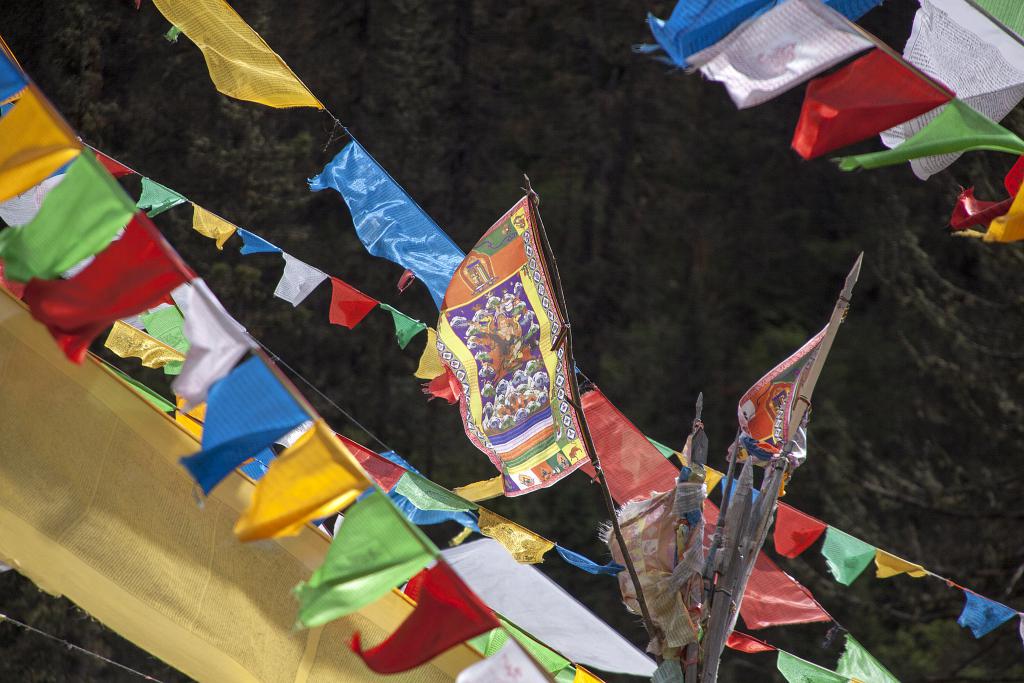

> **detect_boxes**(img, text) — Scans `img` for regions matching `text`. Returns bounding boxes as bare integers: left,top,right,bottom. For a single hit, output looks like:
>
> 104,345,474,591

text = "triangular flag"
0,85,80,202
93,149,133,178
958,590,1017,638
136,177,187,217
274,253,328,305
839,100,1024,171
776,651,847,683
140,305,189,375
821,527,876,585
949,187,1012,231
774,502,828,558
647,437,678,460
874,549,927,579
328,276,378,329
104,321,186,370
414,328,445,380
294,490,437,628
236,228,281,255
337,434,406,492
477,508,554,564
0,173,64,227
792,49,953,159
379,303,427,349
983,185,1024,243
456,639,550,683
836,634,900,683
235,419,371,541
725,631,776,653
705,466,724,493
350,560,500,674
191,204,237,250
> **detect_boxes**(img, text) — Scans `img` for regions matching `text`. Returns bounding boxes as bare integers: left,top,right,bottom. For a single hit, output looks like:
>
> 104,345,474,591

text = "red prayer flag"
949,188,1012,231
726,631,776,653
350,560,499,673
403,568,428,602
22,213,192,363
1004,156,1024,196
774,502,827,558
792,49,953,160
579,388,678,504
328,276,377,329
397,268,416,293
0,261,26,299
337,433,405,491
422,369,461,404
93,149,134,178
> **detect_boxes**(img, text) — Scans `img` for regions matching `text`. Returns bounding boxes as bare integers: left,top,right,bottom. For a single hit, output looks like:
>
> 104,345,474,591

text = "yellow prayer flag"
176,396,207,422
705,466,724,494
235,419,371,541
174,410,204,439
477,508,554,564
150,0,323,109
104,321,186,369
452,475,505,503
874,549,927,579
0,85,80,202
191,204,237,249
413,327,445,380
985,189,1024,243
574,665,605,682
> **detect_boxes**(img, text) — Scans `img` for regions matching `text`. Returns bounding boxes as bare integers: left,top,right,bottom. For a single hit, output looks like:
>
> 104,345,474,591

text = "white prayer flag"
0,174,65,227
689,0,872,109
456,640,550,683
171,279,256,409
273,253,328,306
881,0,1024,179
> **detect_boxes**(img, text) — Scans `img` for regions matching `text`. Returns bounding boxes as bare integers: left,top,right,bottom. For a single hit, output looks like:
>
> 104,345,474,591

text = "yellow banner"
477,508,554,564
192,203,238,249
104,320,186,369
874,549,927,579
0,85,80,202
452,475,505,503
414,327,445,380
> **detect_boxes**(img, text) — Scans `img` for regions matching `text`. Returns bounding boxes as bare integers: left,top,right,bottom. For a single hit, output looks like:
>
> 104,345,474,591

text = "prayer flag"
0,151,133,282
0,48,26,103
705,466,724,493
774,502,827,557
236,227,281,255
776,651,847,683
423,370,461,404
141,305,189,375
136,177,186,217
235,419,371,541
389,491,480,530
337,434,406,492
880,0,1024,179
350,560,500,674
874,549,927,578
294,490,436,628
1005,156,1024,195
436,197,589,496
456,639,549,683
477,508,554,564
452,475,505,502
957,590,1017,638
179,356,309,494
309,141,464,308
328,276,378,328
687,0,872,110
821,527,875,585
104,321,186,370
949,187,1011,231
973,0,1024,32
191,204,237,249
274,253,327,305
149,0,322,109
0,85,80,202
982,186,1024,243
836,634,900,683
647,437,677,460
469,620,571,676
554,545,623,576
379,303,427,349
171,279,255,408
93,149,133,178
792,49,953,159
414,327,446,379
393,472,476,512
725,632,776,653
22,213,190,363
0,173,64,227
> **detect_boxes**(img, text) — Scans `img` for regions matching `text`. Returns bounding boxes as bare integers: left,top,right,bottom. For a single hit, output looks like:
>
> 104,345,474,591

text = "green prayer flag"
836,635,900,683
393,472,477,512
470,620,571,674
136,177,187,217
0,152,135,282
164,25,182,42
821,527,875,586
776,651,847,683
293,490,436,628
554,666,577,683
836,100,1024,171
107,365,176,413
140,306,189,375
973,1,1024,33
379,303,427,349
647,437,677,460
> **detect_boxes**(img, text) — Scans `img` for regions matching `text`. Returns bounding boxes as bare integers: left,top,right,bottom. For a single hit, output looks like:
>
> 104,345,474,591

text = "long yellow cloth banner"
0,289,477,682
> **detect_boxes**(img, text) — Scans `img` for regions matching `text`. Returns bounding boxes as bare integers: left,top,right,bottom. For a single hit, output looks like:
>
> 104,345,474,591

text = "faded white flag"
273,253,328,306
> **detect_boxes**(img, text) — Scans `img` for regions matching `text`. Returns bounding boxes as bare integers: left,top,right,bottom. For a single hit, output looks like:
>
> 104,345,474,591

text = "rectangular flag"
436,197,590,496
0,85,80,202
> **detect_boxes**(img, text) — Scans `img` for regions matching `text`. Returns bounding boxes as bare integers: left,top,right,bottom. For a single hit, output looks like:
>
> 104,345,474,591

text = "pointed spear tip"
843,252,864,295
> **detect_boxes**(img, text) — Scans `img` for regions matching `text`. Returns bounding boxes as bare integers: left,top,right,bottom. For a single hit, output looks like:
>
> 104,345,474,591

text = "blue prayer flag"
388,490,480,530
378,449,421,474
180,357,308,494
309,141,465,308
238,447,276,481
957,590,1017,638
237,228,282,255
0,51,26,104
555,545,624,576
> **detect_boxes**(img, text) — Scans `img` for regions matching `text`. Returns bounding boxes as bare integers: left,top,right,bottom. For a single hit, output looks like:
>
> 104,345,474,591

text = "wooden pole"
684,393,707,683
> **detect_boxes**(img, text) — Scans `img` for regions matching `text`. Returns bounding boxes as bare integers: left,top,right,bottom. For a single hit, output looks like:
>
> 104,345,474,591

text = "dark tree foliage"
2,1,1023,681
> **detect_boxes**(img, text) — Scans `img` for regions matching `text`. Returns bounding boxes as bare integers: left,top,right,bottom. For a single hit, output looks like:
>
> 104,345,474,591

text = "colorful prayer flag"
274,253,327,305
874,549,927,579
337,434,406,492
149,0,323,109
957,590,1017,638
456,639,549,683
191,204,237,249
328,276,378,328
136,177,186,217
0,173,64,227
179,356,309,494
0,85,80,202
379,303,427,349
469,620,571,676
477,508,554,564
414,327,446,379
821,527,875,586
350,560,500,674
452,475,505,502
93,149,134,178
309,141,465,308
774,502,828,558
949,187,1012,231
236,227,281,255
776,651,847,683
836,634,900,683
792,49,953,159
294,490,437,628
554,545,623,576
104,321,186,370
725,632,776,654
141,305,189,375
393,472,477,513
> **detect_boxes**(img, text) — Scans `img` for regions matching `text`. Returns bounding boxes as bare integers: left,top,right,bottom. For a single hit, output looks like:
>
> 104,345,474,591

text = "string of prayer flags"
309,140,464,308
235,419,371,541
949,187,1012,231
140,305,189,374
274,253,327,305
685,0,872,110
236,227,281,255
191,204,237,249
456,639,550,683
776,651,847,683
170,279,255,408
414,327,445,380
957,590,1018,638
379,303,426,349
0,174,64,227
350,560,500,674
554,545,623,577
328,276,378,328
839,99,1024,171
0,151,133,282
774,502,828,557
821,526,876,585
293,490,437,628
104,321,186,370
149,0,323,109
22,214,191,363
477,508,554,564
725,632,776,654
0,85,80,202
836,634,900,683
179,356,309,494
135,177,186,217
792,49,954,160
874,550,927,579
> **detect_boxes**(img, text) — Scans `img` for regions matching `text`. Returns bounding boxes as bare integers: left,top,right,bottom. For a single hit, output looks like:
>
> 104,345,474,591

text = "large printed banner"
437,198,589,496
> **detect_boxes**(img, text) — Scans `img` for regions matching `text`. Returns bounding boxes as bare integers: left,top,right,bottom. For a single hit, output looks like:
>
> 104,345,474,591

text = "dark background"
2,0,1023,681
